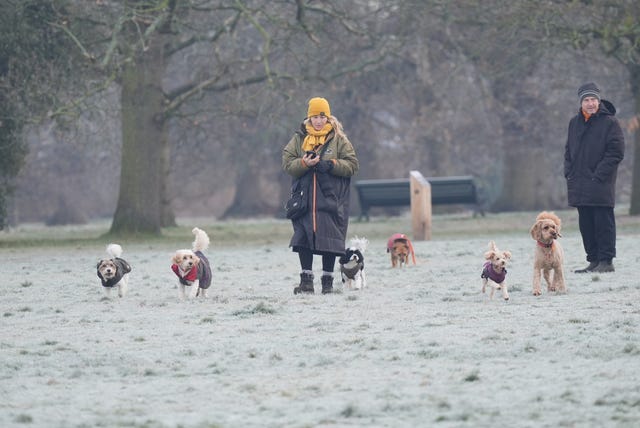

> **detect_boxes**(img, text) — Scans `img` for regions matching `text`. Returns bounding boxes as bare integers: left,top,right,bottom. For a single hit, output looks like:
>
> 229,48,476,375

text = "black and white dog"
96,244,132,298
339,236,368,290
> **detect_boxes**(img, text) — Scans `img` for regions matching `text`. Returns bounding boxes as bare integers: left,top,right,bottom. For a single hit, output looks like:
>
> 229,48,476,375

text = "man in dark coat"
564,82,625,273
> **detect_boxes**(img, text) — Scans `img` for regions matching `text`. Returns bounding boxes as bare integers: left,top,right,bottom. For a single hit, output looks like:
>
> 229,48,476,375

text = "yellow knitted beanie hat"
307,97,331,118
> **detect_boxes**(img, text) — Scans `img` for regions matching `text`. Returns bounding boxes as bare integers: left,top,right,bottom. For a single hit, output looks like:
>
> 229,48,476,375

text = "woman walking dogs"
283,97,359,294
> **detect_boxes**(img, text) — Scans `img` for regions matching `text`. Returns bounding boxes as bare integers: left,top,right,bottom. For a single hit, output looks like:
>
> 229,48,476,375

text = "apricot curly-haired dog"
530,211,566,296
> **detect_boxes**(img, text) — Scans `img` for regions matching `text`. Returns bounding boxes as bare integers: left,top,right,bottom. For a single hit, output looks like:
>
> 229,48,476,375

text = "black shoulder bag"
285,173,310,220
284,143,328,220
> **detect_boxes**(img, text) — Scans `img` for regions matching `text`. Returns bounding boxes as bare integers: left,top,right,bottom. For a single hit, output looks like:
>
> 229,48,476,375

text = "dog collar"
537,240,553,248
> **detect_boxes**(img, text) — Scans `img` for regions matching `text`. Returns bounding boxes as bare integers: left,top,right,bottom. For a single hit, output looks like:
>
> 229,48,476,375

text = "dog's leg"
391,256,397,268
553,267,566,293
489,282,496,300
533,269,542,296
119,275,129,298
482,278,487,294
544,269,555,292
103,287,111,298
501,281,509,301
189,281,200,298
179,283,187,300
361,270,366,289
199,288,208,298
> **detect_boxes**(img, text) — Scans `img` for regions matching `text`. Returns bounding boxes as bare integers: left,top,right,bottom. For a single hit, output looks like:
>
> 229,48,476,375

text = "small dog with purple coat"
481,240,512,301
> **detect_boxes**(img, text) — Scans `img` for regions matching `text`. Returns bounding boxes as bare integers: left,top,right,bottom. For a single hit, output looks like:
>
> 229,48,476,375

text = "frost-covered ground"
1,215,639,428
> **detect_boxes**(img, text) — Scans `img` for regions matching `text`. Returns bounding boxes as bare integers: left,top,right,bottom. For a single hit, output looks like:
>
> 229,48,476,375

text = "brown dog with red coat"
387,233,416,268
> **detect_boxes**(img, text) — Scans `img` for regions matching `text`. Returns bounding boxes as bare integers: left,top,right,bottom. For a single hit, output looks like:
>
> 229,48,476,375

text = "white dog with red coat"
171,227,213,299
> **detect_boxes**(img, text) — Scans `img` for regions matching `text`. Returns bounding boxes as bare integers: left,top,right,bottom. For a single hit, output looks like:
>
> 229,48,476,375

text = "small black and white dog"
96,244,132,298
339,236,368,290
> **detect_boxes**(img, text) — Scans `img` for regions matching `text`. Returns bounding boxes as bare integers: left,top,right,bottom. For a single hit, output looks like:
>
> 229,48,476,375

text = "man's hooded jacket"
564,99,624,207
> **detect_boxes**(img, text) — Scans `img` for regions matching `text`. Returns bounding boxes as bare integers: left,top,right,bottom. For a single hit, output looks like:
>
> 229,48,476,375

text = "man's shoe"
592,260,615,273
294,272,314,294
575,261,599,273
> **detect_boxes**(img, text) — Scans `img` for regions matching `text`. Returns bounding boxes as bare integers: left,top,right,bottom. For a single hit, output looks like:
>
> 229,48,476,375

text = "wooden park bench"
354,174,484,221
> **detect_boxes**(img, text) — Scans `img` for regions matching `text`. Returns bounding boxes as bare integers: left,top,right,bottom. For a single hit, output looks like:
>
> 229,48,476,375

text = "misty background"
1,1,638,232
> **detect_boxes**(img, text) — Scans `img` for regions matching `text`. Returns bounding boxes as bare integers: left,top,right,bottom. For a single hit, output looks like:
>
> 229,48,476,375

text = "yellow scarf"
302,122,333,152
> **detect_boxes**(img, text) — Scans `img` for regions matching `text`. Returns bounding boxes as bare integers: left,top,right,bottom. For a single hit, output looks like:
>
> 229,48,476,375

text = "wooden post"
410,170,432,240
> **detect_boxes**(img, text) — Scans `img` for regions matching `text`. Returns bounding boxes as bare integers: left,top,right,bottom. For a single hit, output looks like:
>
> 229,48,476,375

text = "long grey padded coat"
282,120,359,256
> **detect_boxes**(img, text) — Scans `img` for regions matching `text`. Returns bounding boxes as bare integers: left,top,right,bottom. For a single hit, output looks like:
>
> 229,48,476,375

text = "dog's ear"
504,251,512,259
96,261,104,280
192,255,201,266
484,250,495,260
530,221,541,240
171,253,181,264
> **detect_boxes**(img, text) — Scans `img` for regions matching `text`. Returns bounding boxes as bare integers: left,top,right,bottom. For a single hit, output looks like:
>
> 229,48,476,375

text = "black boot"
294,272,314,294
321,275,334,294
575,261,599,273
592,260,615,273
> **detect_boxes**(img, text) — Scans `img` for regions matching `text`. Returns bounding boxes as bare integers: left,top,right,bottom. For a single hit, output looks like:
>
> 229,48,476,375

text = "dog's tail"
192,227,210,252
488,240,497,252
350,236,369,253
106,243,123,258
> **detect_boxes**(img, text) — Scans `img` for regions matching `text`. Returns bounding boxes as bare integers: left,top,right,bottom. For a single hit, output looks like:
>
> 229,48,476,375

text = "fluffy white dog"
171,227,213,299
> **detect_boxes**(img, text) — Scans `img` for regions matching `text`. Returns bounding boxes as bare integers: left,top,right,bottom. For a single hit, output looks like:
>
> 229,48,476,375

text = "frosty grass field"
1,210,639,428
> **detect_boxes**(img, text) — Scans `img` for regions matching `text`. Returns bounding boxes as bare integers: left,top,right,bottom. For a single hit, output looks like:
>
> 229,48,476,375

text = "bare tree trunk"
160,137,176,227
629,65,640,215
110,35,170,235
494,121,542,211
223,167,280,218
